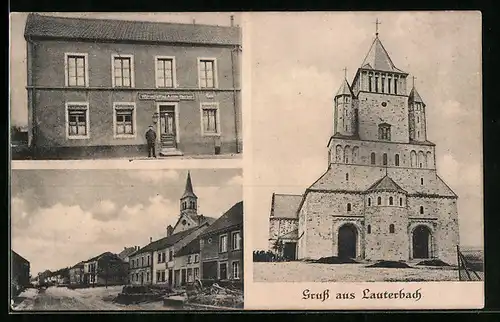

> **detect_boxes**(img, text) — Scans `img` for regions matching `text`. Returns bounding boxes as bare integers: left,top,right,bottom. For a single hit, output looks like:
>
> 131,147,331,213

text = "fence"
457,245,484,281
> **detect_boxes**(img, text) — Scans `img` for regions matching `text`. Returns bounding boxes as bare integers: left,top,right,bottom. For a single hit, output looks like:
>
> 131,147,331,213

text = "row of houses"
129,172,243,287
41,172,243,289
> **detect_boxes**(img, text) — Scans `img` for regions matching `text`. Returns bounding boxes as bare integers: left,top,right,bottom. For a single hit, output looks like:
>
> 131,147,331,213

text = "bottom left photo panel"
10,168,243,311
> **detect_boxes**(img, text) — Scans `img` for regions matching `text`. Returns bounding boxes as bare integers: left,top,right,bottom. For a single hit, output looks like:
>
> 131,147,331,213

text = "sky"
9,12,241,127
11,169,242,275
247,12,483,250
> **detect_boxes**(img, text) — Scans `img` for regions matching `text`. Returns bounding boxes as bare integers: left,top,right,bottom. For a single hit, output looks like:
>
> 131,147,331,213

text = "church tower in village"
268,22,460,265
173,171,206,234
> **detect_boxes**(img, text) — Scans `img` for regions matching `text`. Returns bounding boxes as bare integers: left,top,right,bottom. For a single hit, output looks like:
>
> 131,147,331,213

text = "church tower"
334,76,356,137
180,171,198,218
408,84,427,142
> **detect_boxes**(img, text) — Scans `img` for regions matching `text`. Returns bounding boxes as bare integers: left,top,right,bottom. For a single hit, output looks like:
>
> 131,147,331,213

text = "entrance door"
168,269,173,286
338,224,357,259
159,105,176,148
202,261,218,280
283,242,297,260
174,270,180,287
219,263,228,280
181,269,187,286
413,226,431,259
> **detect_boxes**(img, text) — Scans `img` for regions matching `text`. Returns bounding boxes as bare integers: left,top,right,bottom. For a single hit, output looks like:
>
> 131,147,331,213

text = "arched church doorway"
412,225,432,259
338,224,357,259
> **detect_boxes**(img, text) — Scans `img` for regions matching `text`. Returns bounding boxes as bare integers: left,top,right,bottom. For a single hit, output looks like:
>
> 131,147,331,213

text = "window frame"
231,231,242,251
65,102,90,140
219,234,228,253
218,261,228,280
111,54,135,88
155,56,176,88
113,102,137,139
197,57,218,89
64,53,89,87
231,260,240,280
200,102,221,136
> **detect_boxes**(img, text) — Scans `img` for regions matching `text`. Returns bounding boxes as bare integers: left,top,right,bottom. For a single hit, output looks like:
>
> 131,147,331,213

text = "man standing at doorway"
145,125,157,158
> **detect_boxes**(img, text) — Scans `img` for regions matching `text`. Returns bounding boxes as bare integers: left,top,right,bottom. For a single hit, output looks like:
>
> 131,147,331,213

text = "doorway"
338,224,358,259
219,262,228,280
412,225,431,259
283,242,297,260
158,105,176,149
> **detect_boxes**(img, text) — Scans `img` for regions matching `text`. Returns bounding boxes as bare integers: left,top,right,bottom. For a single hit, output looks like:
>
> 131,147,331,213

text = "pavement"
11,286,177,311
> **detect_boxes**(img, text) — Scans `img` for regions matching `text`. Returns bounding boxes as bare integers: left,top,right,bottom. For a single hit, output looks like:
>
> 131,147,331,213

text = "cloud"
226,175,243,186
440,99,468,118
11,197,29,228
127,170,179,183
91,199,118,221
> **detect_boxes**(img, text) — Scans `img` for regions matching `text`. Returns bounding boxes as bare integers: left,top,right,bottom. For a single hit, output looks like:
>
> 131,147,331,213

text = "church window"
389,196,393,205
370,152,376,165
377,197,382,205
378,124,391,141
395,154,400,166
383,153,388,166
335,145,343,162
420,206,424,214
344,145,351,163
347,203,351,212
394,77,398,94
367,225,371,234
417,116,420,123
368,74,373,92
410,150,417,167
381,75,385,92
421,178,424,185
417,130,420,138
389,224,395,233
346,173,349,181
399,197,403,206
352,146,359,163
375,75,379,92
368,198,371,206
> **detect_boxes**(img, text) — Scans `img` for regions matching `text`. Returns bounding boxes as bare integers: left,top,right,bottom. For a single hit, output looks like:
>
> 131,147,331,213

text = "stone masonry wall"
268,218,298,250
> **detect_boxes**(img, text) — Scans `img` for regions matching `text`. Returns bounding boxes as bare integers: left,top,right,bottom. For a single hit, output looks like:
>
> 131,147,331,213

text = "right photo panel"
245,11,483,310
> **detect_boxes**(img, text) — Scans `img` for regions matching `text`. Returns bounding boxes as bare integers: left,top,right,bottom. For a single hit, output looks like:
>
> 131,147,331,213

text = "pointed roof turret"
181,171,197,199
360,37,406,74
409,86,425,105
366,175,407,194
335,78,354,97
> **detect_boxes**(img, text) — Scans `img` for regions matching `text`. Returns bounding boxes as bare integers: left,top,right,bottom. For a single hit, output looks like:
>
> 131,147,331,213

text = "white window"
198,58,217,88
219,234,228,253
194,267,200,279
65,53,88,87
65,102,90,139
112,54,134,88
155,56,176,88
113,103,136,138
194,254,199,263
231,231,241,250
187,255,192,264
200,103,221,136
232,261,240,280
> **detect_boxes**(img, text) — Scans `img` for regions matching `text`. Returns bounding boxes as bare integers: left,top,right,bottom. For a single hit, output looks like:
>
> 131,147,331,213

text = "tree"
272,239,284,259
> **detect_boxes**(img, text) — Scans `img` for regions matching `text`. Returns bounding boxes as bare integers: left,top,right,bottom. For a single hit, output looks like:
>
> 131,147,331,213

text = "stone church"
268,30,460,265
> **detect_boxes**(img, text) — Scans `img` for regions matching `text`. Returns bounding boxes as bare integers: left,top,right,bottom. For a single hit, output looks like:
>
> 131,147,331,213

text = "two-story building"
69,261,85,285
173,237,202,287
199,201,243,281
23,13,242,159
82,252,128,286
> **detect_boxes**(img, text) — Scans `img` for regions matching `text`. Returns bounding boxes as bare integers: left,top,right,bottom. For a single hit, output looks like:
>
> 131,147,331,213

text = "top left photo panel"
10,12,242,162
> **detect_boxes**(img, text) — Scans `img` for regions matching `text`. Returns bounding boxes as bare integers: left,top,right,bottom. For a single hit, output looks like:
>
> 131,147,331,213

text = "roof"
24,13,241,46
85,252,115,263
133,226,201,256
181,171,197,199
308,168,457,198
11,250,29,263
175,237,201,257
118,247,138,260
270,194,302,219
335,78,354,97
279,229,298,240
366,175,407,194
200,201,243,237
360,36,406,73
409,87,425,104
70,261,85,269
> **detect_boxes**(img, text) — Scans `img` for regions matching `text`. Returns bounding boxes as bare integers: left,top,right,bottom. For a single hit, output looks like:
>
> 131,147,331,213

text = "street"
12,286,175,311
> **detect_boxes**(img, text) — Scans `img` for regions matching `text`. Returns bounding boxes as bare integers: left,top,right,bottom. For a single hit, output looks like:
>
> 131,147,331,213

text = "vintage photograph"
10,168,244,311
249,12,483,284
10,12,242,160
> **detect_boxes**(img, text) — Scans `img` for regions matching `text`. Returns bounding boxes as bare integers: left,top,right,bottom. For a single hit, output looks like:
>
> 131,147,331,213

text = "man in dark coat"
145,125,157,158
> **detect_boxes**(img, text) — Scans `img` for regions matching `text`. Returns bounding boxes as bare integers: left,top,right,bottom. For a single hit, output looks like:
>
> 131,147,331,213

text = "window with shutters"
66,103,90,139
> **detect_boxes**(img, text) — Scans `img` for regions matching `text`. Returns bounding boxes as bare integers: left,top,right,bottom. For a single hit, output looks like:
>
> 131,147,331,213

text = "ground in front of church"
253,262,459,283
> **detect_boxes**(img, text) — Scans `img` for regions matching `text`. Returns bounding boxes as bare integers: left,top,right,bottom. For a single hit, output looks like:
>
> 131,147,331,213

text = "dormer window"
378,123,391,141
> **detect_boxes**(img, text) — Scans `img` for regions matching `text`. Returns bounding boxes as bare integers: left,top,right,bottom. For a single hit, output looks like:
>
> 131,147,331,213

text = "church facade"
268,32,460,265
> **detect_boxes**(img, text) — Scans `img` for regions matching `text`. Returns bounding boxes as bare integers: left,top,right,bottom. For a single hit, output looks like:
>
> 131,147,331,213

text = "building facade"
11,250,30,296
200,201,243,281
173,238,202,287
82,252,128,286
24,13,242,159
268,32,459,265
69,262,84,285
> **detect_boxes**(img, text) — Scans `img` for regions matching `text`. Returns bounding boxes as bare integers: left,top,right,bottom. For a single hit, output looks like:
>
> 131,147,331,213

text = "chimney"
124,247,126,250
198,214,204,225
149,237,153,243
166,225,174,237
230,15,234,27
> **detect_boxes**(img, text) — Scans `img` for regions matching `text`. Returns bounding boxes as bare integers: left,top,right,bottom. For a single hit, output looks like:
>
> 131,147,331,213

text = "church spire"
181,171,197,199
409,77,425,105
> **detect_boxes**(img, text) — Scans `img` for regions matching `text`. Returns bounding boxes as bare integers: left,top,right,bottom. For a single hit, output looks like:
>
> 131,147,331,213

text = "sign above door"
138,93,195,101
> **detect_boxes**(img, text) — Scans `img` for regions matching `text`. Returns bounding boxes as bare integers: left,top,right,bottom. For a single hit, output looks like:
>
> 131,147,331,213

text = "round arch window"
381,102,387,107
182,219,187,225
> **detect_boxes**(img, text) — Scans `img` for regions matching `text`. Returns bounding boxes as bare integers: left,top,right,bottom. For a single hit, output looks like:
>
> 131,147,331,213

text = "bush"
313,256,359,264
253,250,287,262
416,259,450,267
366,260,412,268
